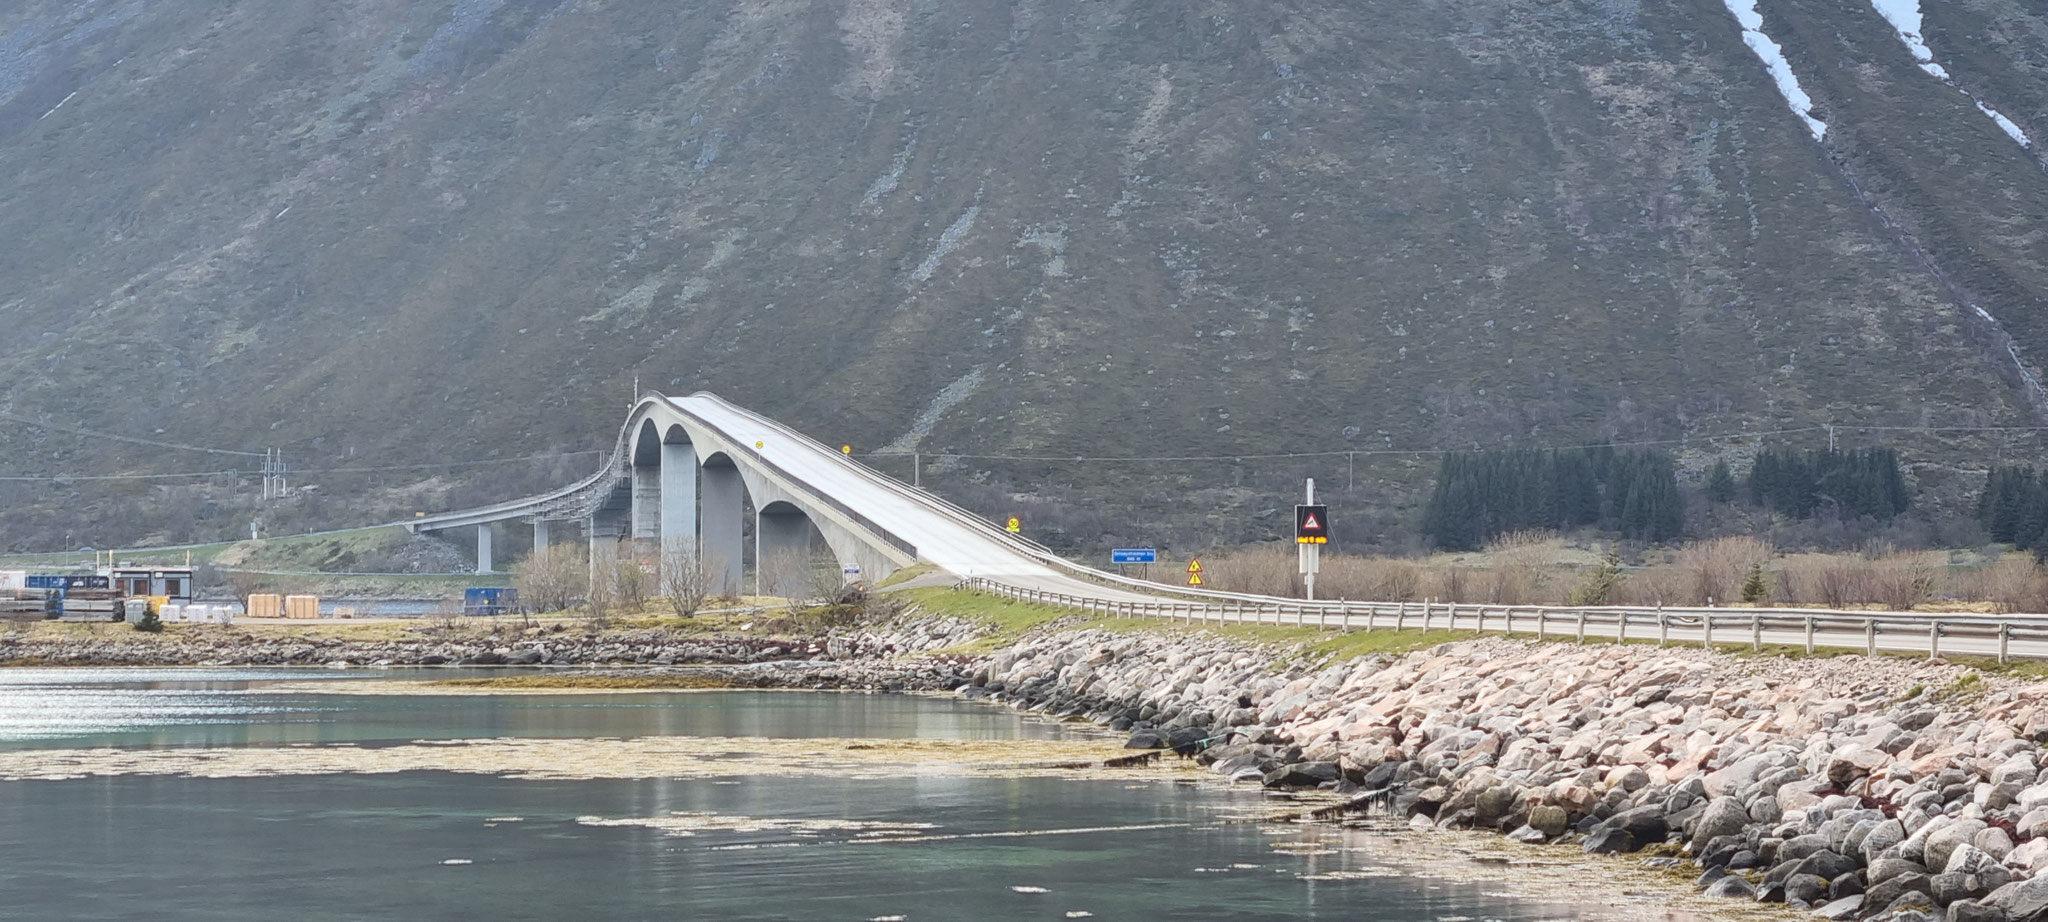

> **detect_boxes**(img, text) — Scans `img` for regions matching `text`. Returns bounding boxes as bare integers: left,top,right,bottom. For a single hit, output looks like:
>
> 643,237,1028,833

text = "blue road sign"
1111,548,1158,564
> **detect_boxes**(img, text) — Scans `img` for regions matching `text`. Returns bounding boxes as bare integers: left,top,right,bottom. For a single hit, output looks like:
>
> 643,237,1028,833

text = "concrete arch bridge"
404,392,1146,601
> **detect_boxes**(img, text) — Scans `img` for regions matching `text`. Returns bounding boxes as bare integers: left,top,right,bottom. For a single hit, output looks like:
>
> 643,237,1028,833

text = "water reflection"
0,668,1079,750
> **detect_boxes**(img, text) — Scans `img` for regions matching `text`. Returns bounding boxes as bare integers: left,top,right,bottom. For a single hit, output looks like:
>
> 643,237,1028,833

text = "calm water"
0,669,1603,921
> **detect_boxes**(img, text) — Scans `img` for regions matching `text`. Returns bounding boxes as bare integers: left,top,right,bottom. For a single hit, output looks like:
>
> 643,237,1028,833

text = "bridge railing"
951,576,2048,663
662,394,918,560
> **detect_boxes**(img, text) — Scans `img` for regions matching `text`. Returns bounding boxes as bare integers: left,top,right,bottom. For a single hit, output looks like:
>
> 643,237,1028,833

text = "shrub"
1568,552,1625,606
1675,536,1772,605
1962,556,2048,614
1740,563,1769,604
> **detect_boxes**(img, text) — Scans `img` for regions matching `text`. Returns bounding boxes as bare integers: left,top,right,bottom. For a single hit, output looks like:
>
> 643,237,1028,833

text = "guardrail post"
1536,610,1546,642
2000,623,2011,665
1701,614,1712,650
1865,619,1876,657
1320,603,1330,630
1928,622,1941,661
1657,609,1668,646
1751,614,1762,652
1615,611,1627,644
1804,616,1815,655
1575,610,1586,643
1395,603,1407,632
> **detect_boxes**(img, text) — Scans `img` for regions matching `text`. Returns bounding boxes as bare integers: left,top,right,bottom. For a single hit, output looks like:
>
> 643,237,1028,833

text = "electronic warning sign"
1295,504,1330,544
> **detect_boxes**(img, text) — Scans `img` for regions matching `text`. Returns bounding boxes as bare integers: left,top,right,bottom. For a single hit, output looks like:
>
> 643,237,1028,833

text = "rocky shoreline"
16,615,2048,921
957,630,2048,922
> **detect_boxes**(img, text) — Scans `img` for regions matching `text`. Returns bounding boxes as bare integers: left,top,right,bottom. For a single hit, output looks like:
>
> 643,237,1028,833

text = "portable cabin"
110,567,195,605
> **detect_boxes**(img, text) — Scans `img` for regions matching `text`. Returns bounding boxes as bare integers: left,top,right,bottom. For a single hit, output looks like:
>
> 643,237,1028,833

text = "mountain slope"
0,0,2042,551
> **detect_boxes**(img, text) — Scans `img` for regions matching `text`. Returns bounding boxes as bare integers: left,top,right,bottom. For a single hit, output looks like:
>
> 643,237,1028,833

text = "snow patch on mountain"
1719,0,1827,141
881,366,986,453
1868,0,2032,149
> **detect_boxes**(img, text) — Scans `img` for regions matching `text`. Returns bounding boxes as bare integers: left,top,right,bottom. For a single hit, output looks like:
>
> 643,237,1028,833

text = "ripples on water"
0,670,1679,922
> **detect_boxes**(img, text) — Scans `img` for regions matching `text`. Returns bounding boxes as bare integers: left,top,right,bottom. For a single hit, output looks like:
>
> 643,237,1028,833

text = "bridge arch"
413,392,919,598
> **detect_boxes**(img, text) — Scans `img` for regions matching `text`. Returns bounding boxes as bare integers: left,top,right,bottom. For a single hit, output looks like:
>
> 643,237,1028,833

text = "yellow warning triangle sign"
1186,559,1203,574
1187,573,1204,586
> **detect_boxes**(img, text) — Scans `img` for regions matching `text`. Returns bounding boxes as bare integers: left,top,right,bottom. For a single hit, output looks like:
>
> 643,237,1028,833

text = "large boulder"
1528,805,1570,837
1928,820,1991,873
1262,761,1340,788
1604,805,1668,848
1985,876,2048,922
1702,875,1756,900
1785,873,1828,905
1691,797,1750,852
1860,818,1908,863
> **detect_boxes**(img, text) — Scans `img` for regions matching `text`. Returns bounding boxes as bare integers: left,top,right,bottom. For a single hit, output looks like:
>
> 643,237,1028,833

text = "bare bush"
1781,557,1860,608
584,543,619,628
1868,554,1938,611
1428,566,1474,604
1201,546,1299,597
514,545,587,613
222,569,269,614
1613,568,1686,607
657,539,714,619
1962,556,2048,614
609,548,652,613
1483,530,1557,604
1319,556,1421,602
1674,536,1773,606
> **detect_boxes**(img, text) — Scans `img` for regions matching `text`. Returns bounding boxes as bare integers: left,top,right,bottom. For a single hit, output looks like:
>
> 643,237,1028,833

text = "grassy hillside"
0,0,2041,553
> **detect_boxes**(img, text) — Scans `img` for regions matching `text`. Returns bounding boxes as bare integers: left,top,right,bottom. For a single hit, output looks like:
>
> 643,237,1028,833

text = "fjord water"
0,670,1600,921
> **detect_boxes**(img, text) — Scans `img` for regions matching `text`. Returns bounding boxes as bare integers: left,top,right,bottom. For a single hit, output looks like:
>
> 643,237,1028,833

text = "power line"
0,409,267,457
0,469,243,483
858,423,2048,465
0,451,602,483
862,427,1837,464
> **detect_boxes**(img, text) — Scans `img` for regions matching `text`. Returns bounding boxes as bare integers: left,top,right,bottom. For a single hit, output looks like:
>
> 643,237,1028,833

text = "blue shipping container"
462,587,519,616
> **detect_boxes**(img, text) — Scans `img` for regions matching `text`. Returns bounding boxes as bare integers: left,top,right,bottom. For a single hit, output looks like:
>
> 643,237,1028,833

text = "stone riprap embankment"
958,631,2048,922
0,616,991,669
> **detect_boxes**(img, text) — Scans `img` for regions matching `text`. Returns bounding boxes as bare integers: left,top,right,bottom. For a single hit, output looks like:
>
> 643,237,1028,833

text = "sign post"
1112,548,1156,578
1296,479,1328,600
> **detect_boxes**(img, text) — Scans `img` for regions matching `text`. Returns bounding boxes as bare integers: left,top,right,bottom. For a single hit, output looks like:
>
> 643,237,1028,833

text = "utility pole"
913,451,922,488
1827,424,1837,452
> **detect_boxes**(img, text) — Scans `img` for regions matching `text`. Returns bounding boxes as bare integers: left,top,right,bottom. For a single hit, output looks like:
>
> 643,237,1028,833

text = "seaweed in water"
1101,751,1163,769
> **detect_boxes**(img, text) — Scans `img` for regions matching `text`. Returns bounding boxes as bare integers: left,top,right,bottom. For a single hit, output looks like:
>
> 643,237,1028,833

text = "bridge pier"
701,460,746,597
756,505,814,599
532,518,552,552
476,523,494,575
631,463,661,553
660,442,698,551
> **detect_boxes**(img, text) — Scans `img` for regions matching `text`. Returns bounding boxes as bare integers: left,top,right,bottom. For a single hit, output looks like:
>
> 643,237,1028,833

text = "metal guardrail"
953,576,2048,664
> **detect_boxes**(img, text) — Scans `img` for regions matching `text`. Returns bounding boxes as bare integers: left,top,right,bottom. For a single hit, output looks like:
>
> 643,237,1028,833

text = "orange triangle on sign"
1302,513,1320,530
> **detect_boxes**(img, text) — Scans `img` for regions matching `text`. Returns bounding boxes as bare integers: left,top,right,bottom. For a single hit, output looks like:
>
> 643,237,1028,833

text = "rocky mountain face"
0,0,2042,551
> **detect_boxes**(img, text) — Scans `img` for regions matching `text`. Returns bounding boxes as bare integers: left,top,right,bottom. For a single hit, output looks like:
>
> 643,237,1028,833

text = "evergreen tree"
1740,563,1769,604
1568,552,1625,606
1705,460,1737,504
